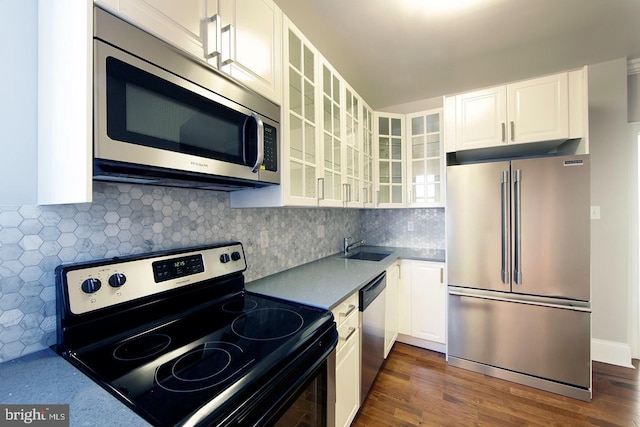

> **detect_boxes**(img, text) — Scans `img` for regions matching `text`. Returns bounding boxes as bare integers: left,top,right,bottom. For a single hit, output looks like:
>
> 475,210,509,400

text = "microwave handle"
249,113,264,173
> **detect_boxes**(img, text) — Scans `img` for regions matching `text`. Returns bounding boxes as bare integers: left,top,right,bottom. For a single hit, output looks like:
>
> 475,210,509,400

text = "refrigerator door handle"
500,170,509,284
513,169,523,285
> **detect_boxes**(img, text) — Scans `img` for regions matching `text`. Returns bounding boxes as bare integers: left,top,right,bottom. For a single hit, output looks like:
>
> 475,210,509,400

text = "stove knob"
81,278,102,294
108,273,127,288
220,253,231,264
231,251,242,261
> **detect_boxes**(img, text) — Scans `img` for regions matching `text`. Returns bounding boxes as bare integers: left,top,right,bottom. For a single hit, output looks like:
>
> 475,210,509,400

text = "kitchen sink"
345,251,391,262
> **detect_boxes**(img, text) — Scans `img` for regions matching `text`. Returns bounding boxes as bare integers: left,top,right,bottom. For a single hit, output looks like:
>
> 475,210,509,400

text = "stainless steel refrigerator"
446,154,591,401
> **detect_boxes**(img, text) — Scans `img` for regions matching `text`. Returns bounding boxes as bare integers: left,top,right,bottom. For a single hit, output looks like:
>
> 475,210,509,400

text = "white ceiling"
273,0,640,109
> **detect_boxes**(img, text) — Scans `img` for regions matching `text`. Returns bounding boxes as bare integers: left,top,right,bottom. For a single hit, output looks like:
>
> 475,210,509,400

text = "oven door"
93,39,279,184
198,328,338,427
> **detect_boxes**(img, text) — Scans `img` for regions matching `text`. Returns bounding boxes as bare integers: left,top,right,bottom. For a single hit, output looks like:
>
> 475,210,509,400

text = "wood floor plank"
352,343,640,427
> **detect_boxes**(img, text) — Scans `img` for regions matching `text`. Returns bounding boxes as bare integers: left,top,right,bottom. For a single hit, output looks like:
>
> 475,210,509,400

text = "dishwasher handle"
359,272,386,311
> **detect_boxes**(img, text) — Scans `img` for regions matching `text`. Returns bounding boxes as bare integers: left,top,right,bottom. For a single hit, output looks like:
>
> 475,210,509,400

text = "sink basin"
345,251,391,262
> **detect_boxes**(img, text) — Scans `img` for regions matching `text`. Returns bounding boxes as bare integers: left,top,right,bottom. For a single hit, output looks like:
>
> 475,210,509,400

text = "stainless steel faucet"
343,237,364,254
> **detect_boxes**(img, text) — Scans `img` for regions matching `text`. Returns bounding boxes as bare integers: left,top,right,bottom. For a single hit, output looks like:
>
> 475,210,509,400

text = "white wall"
589,58,635,366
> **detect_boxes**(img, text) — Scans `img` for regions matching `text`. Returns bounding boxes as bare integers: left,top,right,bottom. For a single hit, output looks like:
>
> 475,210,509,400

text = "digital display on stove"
152,254,204,283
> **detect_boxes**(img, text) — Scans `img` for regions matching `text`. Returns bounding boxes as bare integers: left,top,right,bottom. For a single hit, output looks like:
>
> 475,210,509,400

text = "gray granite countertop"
0,348,149,426
246,246,445,309
0,246,442,426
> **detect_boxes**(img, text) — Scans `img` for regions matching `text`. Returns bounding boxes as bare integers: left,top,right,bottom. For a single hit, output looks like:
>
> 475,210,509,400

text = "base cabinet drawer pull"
340,304,356,317
340,326,357,341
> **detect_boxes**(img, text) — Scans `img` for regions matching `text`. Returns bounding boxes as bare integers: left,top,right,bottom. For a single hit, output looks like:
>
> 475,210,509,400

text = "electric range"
55,242,338,426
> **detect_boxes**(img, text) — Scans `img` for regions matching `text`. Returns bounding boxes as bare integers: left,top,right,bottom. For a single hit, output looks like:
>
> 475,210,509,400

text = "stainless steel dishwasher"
359,271,386,403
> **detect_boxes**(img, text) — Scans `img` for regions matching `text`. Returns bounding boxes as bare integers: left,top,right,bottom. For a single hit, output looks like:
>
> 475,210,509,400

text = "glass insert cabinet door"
319,61,343,206
376,113,404,205
287,27,318,202
407,109,444,207
362,105,374,206
344,87,361,206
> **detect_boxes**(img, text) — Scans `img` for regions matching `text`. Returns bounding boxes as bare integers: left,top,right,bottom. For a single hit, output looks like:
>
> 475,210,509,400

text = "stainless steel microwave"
93,7,280,190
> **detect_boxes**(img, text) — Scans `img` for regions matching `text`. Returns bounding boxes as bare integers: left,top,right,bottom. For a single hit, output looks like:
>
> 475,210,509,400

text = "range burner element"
232,308,304,341
156,342,250,393
222,298,258,313
114,334,172,361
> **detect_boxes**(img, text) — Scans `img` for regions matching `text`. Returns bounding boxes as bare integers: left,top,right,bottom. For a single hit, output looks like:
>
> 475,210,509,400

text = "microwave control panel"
263,124,277,172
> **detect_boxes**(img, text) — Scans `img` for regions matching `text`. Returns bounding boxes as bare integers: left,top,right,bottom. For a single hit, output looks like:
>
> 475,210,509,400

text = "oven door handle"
247,113,264,173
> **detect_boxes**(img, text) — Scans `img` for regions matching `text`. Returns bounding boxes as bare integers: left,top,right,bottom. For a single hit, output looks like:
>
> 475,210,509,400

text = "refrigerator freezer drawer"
448,292,591,389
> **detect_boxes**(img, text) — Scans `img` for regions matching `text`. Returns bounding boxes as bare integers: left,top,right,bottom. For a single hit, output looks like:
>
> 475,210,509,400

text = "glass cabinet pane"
290,161,302,196
289,31,301,70
323,66,331,96
303,46,314,81
379,117,389,135
412,116,424,135
304,123,315,163
391,118,402,136
290,115,302,159
426,134,440,157
304,81,314,122
412,136,425,158
426,113,439,133
378,137,389,159
289,69,302,115
391,138,402,160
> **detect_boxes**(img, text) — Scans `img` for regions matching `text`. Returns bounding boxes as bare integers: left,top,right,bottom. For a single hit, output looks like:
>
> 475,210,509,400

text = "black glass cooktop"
69,291,333,426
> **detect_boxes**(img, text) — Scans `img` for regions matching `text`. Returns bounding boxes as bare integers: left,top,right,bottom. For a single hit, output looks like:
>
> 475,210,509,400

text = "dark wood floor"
352,343,640,426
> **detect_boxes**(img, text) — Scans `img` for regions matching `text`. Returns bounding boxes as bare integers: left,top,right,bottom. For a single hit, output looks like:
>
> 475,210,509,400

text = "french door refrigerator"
446,154,591,401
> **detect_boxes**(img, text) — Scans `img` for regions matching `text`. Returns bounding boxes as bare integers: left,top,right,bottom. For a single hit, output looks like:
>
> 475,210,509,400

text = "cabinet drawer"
336,308,359,352
332,293,358,328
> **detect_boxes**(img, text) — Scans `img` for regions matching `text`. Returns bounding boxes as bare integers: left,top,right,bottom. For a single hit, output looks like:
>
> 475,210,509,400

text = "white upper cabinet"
406,109,445,207
361,104,376,208
1,1,92,206
318,59,344,207
97,0,206,59
455,85,507,151
447,69,587,155
97,0,282,103
210,0,282,103
506,73,569,144
344,86,363,208
374,113,405,208
282,21,320,206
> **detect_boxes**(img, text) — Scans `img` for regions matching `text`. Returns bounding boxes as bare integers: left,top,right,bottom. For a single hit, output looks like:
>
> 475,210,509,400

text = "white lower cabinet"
397,260,446,352
331,292,360,427
384,262,400,358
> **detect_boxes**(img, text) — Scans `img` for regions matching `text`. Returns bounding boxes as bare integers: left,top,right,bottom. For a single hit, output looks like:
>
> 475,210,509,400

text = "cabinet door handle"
205,14,221,58
510,121,515,141
340,304,356,318
221,24,235,66
501,122,506,142
440,267,444,284
340,326,357,342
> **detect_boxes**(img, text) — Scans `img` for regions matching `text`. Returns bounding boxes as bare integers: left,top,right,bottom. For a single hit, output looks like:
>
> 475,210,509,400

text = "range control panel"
62,243,246,315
